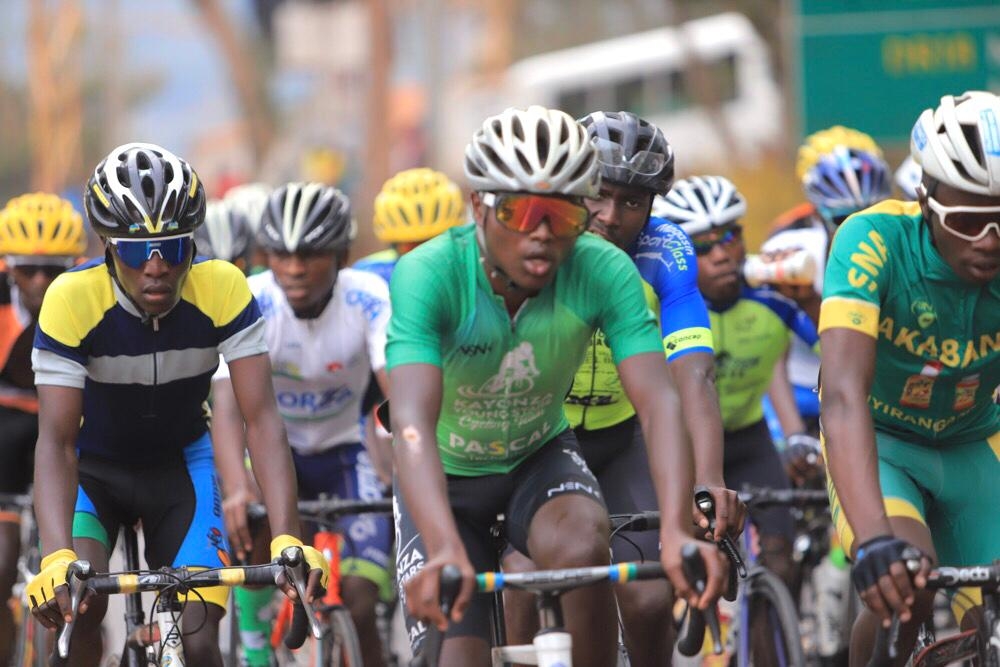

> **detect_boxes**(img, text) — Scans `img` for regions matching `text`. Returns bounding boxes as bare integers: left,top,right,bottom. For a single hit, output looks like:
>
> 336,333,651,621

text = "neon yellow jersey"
565,219,713,430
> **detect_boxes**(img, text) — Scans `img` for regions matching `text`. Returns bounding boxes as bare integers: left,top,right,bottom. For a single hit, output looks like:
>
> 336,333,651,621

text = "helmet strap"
475,219,524,295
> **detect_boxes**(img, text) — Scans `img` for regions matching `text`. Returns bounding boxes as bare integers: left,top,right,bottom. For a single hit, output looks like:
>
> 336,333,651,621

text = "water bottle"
743,250,817,287
812,549,851,659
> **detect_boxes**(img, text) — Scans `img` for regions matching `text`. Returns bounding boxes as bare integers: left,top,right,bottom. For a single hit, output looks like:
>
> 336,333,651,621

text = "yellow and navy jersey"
566,218,713,430
32,256,267,463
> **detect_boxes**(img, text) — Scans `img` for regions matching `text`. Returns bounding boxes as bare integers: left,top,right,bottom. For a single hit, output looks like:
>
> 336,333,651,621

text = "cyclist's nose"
144,254,170,276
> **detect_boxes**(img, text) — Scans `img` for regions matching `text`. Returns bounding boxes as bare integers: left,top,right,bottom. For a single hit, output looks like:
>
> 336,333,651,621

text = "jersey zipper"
147,315,160,418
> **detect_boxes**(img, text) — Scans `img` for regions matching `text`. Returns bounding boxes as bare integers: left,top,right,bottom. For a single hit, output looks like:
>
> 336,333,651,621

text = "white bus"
439,12,783,174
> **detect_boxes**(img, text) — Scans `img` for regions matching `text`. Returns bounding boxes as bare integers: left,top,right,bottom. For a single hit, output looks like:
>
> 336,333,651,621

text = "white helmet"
194,199,254,264
911,91,1000,196
223,182,271,233
464,106,600,198
894,156,922,201
653,176,747,236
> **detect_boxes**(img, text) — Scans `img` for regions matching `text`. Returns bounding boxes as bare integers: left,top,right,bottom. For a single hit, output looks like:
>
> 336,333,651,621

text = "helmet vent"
123,197,145,224
536,121,551,162
482,145,513,178
511,116,525,141
515,147,533,175
136,152,152,170
162,191,177,223
163,162,175,182
116,165,132,188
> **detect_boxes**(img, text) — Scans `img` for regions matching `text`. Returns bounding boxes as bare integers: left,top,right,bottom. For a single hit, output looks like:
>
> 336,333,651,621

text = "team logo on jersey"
910,299,937,329
326,361,343,373
458,341,540,399
953,374,980,411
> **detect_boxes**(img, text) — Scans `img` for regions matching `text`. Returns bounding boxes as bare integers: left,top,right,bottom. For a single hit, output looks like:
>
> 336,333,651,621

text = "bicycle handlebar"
246,497,393,523
52,547,321,660
676,543,723,657
737,485,830,509
865,554,1000,666
408,565,462,667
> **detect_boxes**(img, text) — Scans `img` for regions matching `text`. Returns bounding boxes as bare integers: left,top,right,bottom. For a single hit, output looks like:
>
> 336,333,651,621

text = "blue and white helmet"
653,176,746,236
801,146,891,225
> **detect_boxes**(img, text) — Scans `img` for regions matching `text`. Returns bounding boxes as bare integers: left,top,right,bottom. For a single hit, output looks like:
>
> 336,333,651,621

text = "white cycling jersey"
761,220,828,389
215,268,390,454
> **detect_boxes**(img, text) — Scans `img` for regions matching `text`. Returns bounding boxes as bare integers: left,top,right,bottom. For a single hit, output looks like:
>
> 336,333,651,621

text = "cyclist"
0,193,85,662
194,198,256,272
389,106,727,667
762,126,892,446
502,110,742,667
221,182,271,272
214,182,393,667
28,143,328,666
665,175,813,586
354,167,466,284
820,90,1000,664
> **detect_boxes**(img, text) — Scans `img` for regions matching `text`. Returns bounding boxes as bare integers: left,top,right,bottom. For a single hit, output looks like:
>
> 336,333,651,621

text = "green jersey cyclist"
819,91,1000,664
387,106,727,667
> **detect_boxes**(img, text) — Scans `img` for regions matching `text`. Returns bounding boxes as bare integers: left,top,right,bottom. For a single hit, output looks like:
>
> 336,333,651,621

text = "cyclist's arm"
819,327,889,546
227,353,301,540
33,384,83,554
210,375,259,560
365,368,393,485
766,349,807,437
389,362,474,625
669,352,724,485
619,352,725,608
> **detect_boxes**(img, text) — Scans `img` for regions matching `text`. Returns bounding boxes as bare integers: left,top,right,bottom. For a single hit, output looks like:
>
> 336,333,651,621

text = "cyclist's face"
922,181,1000,285
267,249,340,313
9,264,65,318
111,250,190,315
694,225,745,303
472,191,577,294
584,182,654,250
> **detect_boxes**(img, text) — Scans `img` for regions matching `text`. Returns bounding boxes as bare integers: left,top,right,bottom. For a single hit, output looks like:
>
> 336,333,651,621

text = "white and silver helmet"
911,91,1000,196
257,182,356,253
894,156,922,201
653,176,747,236
464,106,600,198
194,199,254,264
223,182,271,233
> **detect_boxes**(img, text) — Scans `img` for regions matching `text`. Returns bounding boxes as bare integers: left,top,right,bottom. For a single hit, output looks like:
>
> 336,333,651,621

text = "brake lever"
56,560,93,658
280,546,324,640
694,486,747,579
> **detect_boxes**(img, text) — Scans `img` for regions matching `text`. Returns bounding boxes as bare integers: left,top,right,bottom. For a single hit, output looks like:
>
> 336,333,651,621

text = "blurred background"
1,0,998,256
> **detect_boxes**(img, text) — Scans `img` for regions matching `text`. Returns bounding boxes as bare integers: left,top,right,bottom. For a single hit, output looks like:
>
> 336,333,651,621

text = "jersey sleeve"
819,214,889,338
385,251,449,369
352,272,391,373
633,218,713,360
594,245,664,364
33,275,90,388
761,289,820,352
206,261,269,363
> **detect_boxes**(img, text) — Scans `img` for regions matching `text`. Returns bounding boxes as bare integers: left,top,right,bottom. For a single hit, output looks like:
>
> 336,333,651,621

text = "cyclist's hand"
692,484,746,540
27,548,76,628
661,530,728,610
782,433,824,487
851,536,931,627
223,483,261,562
271,535,330,604
403,549,476,631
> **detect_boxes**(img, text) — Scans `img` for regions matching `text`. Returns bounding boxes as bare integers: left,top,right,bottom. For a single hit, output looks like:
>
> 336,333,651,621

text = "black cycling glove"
850,535,915,594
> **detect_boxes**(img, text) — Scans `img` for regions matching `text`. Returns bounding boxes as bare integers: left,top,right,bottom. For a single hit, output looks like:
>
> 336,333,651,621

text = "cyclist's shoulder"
831,201,922,252
740,286,803,323
339,266,389,294
42,258,114,315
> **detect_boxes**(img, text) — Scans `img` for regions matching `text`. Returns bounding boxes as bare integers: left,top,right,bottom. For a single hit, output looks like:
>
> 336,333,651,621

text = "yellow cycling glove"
26,548,77,609
270,535,330,590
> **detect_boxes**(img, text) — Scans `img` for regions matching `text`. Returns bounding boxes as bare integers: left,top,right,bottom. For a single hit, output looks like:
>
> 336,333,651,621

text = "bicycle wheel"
319,607,363,667
742,567,805,667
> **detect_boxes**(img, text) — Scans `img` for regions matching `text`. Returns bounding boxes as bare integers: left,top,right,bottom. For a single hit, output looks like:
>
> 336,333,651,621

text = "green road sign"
793,0,1000,143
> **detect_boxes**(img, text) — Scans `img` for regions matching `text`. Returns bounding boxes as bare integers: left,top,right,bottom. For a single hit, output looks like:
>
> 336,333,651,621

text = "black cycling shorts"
394,429,604,649
0,404,37,496
723,419,794,541
575,415,660,563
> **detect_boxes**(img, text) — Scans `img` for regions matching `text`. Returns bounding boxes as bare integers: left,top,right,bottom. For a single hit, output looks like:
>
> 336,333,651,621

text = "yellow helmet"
0,193,86,257
796,126,884,181
373,168,465,244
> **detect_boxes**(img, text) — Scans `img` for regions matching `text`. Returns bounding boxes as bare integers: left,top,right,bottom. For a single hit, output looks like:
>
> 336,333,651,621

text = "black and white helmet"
85,142,205,238
464,106,600,198
912,91,1000,196
257,183,355,253
579,111,675,195
194,199,254,263
223,182,271,234
653,176,747,236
